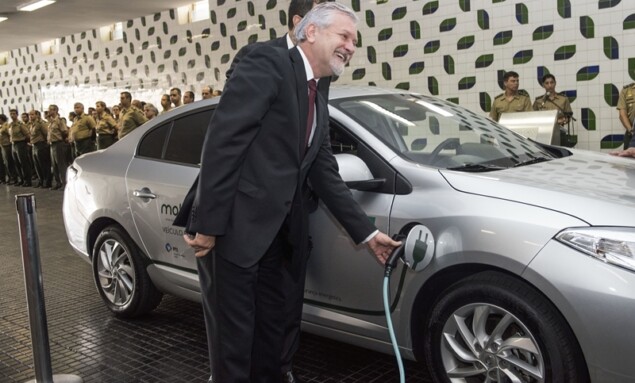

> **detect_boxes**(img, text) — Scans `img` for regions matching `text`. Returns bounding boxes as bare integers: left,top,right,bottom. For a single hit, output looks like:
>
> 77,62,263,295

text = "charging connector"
383,234,407,383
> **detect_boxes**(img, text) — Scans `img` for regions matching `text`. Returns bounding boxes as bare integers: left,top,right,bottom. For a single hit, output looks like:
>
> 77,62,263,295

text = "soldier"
183,91,195,104
95,101,118,150
118,91,147,139
8,109,32,186
170,87,182,108
47,104,69,190
489,71,532,122
70,102,96,157
617,82,635,149
28,110,51,188
533,74,572,127
0,114,18,184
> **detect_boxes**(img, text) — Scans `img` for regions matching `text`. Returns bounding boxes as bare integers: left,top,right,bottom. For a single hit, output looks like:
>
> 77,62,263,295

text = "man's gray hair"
295,2,358,42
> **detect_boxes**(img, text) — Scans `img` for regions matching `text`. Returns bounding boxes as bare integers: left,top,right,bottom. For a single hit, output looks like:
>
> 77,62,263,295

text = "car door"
126,108,212,286
304,120,405,337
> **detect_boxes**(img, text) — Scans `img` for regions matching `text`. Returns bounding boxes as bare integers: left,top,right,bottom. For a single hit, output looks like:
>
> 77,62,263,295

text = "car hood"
439,150,635,226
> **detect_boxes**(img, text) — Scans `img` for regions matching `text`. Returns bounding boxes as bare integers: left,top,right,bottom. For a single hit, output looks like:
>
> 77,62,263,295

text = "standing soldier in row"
0,114,18,184
489,71,532,122
617,82,635,149
533,74,572,127
28,110,51,188
118,91,147,139
70,102,96,157
95,101,118,150
9,109,32,186
47,104,69,190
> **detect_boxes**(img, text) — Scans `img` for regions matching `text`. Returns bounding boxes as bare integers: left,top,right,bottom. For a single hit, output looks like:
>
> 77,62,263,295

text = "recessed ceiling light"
17,0,56,12
0,17,8,22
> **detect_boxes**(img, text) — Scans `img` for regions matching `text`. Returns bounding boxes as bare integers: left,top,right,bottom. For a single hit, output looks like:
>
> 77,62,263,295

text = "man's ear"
292,14,303,29
305,23,318,43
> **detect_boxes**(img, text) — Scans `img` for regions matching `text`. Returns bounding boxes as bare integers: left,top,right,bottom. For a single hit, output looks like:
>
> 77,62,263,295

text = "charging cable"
384,236,406,383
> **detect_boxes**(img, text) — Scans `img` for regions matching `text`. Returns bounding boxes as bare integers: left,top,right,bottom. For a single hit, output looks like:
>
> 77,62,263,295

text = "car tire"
423,271,588,383
92,225,163,318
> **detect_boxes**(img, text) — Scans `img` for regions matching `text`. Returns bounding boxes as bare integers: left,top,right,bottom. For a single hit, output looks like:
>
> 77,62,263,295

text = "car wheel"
92,225,163,318
423,271,588,383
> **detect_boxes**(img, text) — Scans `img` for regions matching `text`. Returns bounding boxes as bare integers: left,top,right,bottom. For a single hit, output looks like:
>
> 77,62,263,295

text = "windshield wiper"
446,163,507,172
513,157,551,167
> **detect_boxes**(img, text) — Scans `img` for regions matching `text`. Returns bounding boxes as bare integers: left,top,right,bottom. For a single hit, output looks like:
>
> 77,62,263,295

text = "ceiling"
0,0,196,52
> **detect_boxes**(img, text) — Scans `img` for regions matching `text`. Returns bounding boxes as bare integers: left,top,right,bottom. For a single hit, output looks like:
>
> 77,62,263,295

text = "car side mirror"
335,154,385,191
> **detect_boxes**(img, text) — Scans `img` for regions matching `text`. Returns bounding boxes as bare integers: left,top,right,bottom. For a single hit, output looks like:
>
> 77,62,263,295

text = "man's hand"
367,232,402,265
610,147,635,158
183,233,216,258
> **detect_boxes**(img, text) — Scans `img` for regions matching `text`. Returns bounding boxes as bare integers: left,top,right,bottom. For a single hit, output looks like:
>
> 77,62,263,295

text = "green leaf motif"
599,0,621,9
396,82,410,90
557,0,571,18
624,14,635,30
554,45,576,60
493,31,512,45
444,55,455,74
513,49,533,64
428,76,439,95
266,0,276,10
392,7,407,20
582,108,596,131
378,28,393,41
411,21,421,39
394,44,408,58
440,18,457,32
580,16,594,38
351,0,360,12
630,58,635,81
366,10,375,28
478,10,490,30
458,76,476,90
382,62,392,80
352,68,365,80
600,135,623,149
278,10,286,26
237,21,247,32
604,83,619,107
576,65,599,81
533,25,553,40
227,8,236,18
459,0,471,12
515,4,528,24
475,54,494,68
457,35,475,50
447,97,459,105
424,40,440,54
603,36,619,59
409,61,425,75
422,1,439,15
367,46,377,64
479,92,491,112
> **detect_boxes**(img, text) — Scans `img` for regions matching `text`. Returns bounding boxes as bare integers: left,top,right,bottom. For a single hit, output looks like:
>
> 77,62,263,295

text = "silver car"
63,86,635,382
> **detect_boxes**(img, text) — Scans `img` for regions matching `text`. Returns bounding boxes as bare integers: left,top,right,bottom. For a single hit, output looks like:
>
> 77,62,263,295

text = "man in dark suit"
183,3,400,382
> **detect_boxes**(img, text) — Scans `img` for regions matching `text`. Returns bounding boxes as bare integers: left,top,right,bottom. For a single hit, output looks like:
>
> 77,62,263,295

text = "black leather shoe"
282,371,302,383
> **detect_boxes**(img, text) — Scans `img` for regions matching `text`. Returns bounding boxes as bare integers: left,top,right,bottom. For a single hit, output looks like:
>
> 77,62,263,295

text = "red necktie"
305,79,317,151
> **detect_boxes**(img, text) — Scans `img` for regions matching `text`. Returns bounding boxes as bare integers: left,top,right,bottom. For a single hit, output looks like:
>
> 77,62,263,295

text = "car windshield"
331,93,555,171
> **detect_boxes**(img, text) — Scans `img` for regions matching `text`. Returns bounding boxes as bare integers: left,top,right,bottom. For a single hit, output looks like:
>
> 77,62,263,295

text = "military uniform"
9,120,32,186
0,122,18,183
70,113,96,156
47,116,69,190
489,90,532,122
118,106,147,139
95,113,118,149
617,83,635,148
533,92,572,126
29,118,51,188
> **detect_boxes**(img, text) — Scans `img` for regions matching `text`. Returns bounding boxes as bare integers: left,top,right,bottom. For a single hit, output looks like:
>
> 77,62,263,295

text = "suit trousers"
197,228,289,383
12,141,32,183
32,141,52,187
50,142,69,186
1,144,17,182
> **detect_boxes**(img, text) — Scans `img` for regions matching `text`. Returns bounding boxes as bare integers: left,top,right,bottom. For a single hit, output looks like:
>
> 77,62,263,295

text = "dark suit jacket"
176,45,374,268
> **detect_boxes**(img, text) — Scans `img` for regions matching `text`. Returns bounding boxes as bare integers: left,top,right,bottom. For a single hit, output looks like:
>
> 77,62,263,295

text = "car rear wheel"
423,271,588,383
92,225,163,318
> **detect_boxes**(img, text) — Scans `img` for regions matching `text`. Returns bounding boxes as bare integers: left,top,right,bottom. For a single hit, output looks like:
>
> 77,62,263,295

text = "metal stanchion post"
16,194,83,383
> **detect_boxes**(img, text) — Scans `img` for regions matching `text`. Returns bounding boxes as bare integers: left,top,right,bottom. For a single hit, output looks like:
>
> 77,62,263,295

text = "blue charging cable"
383,238,406,383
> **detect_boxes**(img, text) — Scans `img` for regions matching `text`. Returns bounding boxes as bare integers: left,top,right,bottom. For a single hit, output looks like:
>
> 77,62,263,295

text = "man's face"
310,13,357,77
48,106,57,117
120,94,130,107
95,103,104,114
170,91,181,105
112,106,120,116
9,111,17,121
161,95,170,107
29,111,37,121
144,106,156,119
21,113,29,123
542,78,556,93
183,93,193,104
74,104,84,115
201,87,212,100
504,76,520,92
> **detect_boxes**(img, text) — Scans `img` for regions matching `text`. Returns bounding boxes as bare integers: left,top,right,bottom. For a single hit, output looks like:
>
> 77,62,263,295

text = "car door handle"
133,188,157,200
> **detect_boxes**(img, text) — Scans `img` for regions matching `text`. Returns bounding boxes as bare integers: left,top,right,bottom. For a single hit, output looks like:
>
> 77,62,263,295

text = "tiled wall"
1,0,634,151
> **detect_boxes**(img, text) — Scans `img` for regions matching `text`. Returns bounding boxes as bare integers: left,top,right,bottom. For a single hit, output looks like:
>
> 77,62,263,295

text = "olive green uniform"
118,106,147,139
533,92,572,126
9,120,32,185
29,119,51,187
47,116,69,189
0,122,18,183
71,113,96,156
489,90,532,122
95,113,118,149
617,83,635,148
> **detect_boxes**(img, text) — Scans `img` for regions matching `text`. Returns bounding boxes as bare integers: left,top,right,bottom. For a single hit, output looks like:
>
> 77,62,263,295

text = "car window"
138,121,171,159
164,110,213,165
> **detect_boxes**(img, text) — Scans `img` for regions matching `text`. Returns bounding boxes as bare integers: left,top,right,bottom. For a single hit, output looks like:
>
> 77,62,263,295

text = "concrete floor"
0,184,432,382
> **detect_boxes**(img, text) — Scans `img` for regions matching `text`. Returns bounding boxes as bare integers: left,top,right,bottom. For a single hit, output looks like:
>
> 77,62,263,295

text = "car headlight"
556,227,635,272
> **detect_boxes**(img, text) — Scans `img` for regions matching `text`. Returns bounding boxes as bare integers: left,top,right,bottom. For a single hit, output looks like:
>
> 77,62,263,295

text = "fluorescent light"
17,0,56,12
0,17,8,23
